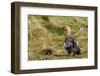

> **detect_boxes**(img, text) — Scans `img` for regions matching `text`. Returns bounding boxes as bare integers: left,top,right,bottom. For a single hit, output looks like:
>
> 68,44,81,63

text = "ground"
28,15,88,60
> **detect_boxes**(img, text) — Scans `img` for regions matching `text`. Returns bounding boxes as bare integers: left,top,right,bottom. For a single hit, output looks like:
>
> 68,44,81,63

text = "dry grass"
28,15,88,60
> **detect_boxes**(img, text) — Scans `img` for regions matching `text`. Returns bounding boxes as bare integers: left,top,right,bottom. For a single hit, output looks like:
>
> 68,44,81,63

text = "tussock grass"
28,15,88,60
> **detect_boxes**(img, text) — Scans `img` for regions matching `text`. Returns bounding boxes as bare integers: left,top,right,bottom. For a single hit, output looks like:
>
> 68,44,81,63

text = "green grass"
28,15,88,60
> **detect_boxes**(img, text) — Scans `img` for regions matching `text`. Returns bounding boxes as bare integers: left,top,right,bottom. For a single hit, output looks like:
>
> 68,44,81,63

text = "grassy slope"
28,15,88,60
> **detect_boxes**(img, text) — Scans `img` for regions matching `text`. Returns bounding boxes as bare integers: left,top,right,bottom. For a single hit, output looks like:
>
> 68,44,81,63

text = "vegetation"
28,15,88,60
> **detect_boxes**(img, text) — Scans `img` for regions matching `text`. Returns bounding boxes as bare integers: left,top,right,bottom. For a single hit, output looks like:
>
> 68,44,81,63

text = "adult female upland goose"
64,26,81,56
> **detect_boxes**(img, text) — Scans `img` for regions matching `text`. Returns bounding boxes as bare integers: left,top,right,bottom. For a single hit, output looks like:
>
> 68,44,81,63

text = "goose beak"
64,27,67,31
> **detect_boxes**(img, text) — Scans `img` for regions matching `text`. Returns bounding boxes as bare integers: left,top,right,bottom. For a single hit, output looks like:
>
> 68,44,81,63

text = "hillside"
28,15,88,60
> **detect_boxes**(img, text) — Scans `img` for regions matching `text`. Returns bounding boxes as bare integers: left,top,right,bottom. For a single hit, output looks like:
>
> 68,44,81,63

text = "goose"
64,26,81,56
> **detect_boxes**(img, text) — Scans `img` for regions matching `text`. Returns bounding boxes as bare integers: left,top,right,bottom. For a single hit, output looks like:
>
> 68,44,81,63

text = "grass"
28,15,88,60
